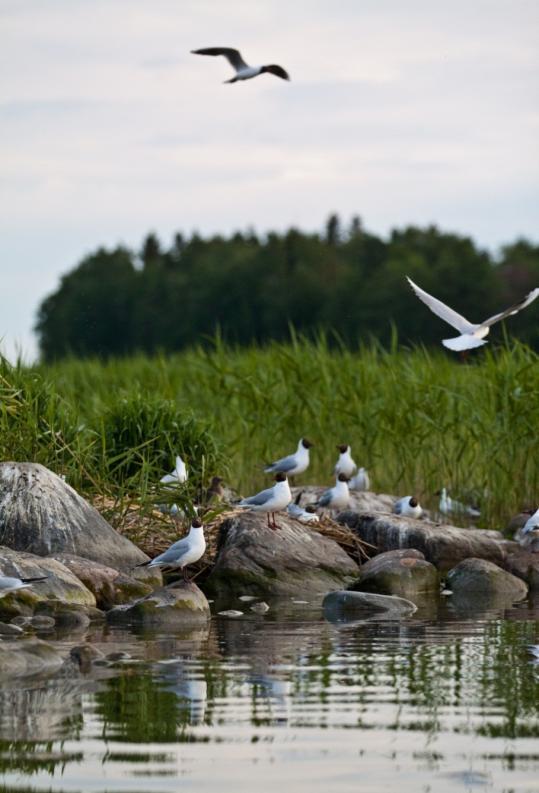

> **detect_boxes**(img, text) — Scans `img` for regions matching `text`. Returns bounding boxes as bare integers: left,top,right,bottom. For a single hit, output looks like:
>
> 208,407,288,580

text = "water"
1,597,538,793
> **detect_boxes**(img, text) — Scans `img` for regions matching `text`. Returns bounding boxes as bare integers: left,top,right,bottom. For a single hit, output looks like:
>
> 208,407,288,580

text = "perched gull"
191,47,290,83
393,496,423,519
264,438,313,478
138,518,206,580
313,474,350,514
437,488,480,518
287,492,320,525
406,276,539,352
522,507,539,536
349,467,370,492
161,455,188,485
334,444,357,479
238,472,292,529
0,575,48,598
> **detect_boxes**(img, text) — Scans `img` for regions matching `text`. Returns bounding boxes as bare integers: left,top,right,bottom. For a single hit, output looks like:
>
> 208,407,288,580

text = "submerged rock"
206,512,359,598
446,558,528,600
341,512,506,572
349,549,439,599
107,581,210,627
323,590,417,622
0,462,151,573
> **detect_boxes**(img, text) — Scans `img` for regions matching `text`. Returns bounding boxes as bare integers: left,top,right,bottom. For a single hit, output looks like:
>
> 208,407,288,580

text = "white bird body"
146,520,206,577
287,497,320,525
0,575,48,598
438,487,480,518
191,47,290,83
406,276,539,352
239,476,292,518
334,445,357,479
522,507,539,535
393,496,423,519
349,467,370,492
316,474,350,512
161,455,188,486
264,438,312,477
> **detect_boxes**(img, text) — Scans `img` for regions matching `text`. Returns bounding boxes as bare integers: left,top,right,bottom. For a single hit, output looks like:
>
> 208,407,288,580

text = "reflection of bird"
407,276,539,352
314,474,350,513
287,492,320,524
0,575,48,598
349,467,370,492
191,47,290,83
161,455,188,485
334,444,357,478
158,663,208,725
264,438,313,478
138,519,206,580
393,496,423,519
239,473,292,529
205,476,225,504
437,488,480,518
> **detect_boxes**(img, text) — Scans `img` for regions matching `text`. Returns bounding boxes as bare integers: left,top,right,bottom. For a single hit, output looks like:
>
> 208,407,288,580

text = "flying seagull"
264,438,313,478
191,47,290,83
238,472,292,529
161,454,187,485
137,518,206,581
406,276,539,352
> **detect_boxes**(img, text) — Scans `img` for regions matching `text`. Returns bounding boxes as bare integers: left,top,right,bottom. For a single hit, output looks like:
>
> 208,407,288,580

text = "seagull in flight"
191,47,290,83
406,276,539,352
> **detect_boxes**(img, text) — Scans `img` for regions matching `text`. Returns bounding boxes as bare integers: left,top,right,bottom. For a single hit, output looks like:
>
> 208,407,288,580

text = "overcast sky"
1,0,538,361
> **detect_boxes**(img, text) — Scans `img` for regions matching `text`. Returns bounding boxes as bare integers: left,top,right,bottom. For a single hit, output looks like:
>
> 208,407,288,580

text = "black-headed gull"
287,492,320,525
264,438,313,478
437,488,480,518
334,444,357,479
191,47,290,83
238,473,292,529
161,455,188,485
522,507,539,536
349,467,370,492
139,518,206,580
0,574,48,597
314,474,350,513
406,276,539,352
393,496,423,519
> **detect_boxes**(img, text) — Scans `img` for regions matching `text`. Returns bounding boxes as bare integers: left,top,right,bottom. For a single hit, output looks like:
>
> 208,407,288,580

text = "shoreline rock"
107,580,210,627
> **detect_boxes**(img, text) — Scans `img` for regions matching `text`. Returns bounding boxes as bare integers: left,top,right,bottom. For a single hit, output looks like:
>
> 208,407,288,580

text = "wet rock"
447,558,528,601
70,643,105,672
51,553,160,610
503,547,539,590
340,512,506,572
0,547,96,620
0,622,23,636
33,601,93,632
323,590,417,622
206,512,359,598
0,462,151,574
0,638,64,679
28,615,56,631
349,549,439,599
107,581,210,628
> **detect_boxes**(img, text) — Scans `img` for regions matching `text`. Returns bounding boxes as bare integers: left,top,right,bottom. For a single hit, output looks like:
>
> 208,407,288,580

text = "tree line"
35,215,539,359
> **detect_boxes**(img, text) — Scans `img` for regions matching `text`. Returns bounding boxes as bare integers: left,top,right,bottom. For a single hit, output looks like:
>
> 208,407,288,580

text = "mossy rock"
106,581,210,628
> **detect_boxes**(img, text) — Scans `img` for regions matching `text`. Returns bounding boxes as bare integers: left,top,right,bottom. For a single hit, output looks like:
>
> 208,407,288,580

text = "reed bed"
1,336,538,531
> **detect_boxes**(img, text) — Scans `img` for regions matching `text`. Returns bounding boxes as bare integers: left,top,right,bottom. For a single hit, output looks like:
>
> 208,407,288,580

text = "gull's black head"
409,497,418,508
275,472,287,482
301,438,314,449
337,473,349,483
192,518,203,528
337,444,349,454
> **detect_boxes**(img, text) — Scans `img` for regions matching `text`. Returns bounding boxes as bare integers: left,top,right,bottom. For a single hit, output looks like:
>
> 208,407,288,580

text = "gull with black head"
238,473,292,530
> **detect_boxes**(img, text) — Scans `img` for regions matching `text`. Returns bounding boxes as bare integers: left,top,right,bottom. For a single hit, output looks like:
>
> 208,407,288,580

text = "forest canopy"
35,215,539,359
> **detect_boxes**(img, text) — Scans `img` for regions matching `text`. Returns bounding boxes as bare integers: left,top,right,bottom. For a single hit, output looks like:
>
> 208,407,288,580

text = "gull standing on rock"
393,496,423,519
437,488,480,519
138,518,206,581
0,575,48,598
522,507,539,536
238,473,292,530
349,467,370,492
334,444,357,479
191,47,290,83
313,474,350,514
264,438,313,479
406,276,539,352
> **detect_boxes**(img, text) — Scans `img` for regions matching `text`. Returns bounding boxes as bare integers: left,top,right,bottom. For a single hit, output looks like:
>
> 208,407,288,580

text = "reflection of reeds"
2,337,538,530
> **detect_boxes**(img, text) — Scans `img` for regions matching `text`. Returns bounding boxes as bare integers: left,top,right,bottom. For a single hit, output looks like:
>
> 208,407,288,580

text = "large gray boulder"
502,547,539,591
206,512,359,598
349,549,439,599
0,462,151,573
107,581,210,628
323,590,417,622
341,511,506,572
447,558,528,600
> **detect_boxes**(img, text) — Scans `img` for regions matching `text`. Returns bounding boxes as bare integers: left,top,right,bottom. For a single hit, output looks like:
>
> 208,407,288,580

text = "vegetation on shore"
1,337,537,532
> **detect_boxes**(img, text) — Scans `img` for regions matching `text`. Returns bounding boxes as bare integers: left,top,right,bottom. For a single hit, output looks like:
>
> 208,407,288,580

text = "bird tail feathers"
442,335,488,352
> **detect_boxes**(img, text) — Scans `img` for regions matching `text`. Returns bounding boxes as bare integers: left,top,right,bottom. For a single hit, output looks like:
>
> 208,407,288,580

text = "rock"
51,553,160,610
498,548,539,591
0,547,96,619
0,622,23,636
0,462,151,573
206,512,359,598
70,643,105,672
28,615,56,631
349,549,439,598
107,581,210,628
295,486,395,515
341,512,506,572
446,558,528,601
0,638,64,679
33,601,93,632
323,590,417,622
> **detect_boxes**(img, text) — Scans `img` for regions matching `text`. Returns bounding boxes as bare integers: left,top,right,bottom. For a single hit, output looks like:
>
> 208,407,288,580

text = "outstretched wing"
264,64,290,80
481,288,539,328
406,277,475,333
191,47,248,70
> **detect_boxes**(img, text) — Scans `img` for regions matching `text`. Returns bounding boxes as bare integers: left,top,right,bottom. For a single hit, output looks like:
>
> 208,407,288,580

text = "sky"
1,0,538,361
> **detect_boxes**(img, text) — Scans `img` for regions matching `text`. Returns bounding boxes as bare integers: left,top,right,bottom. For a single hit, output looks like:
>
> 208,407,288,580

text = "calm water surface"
1,597,538,793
